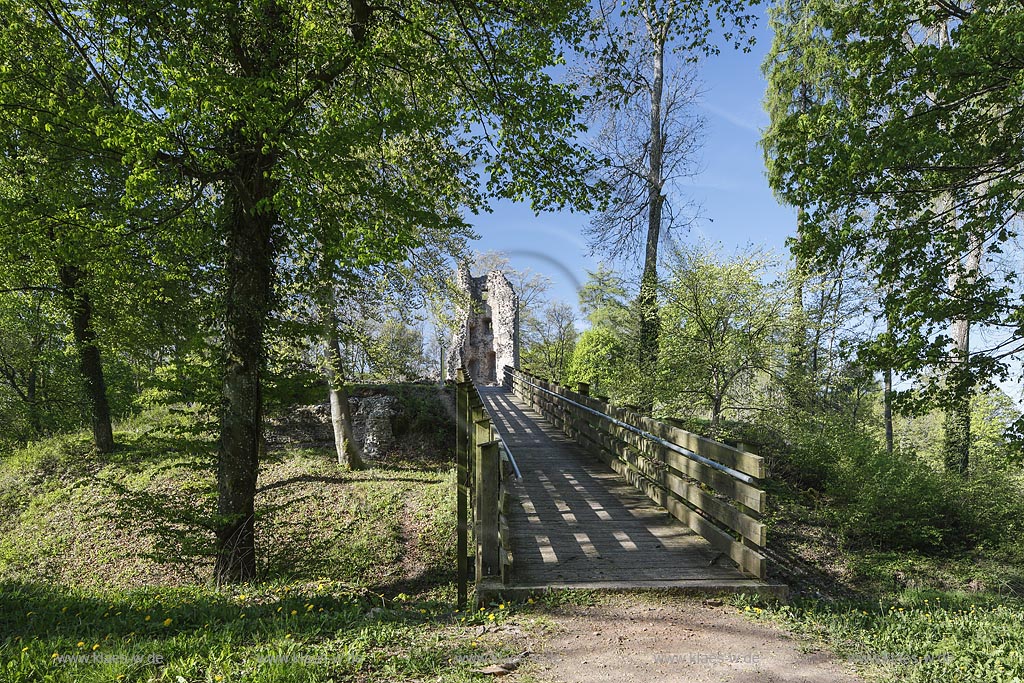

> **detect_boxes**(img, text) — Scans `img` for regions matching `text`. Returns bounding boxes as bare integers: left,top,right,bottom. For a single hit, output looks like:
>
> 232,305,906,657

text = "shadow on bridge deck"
477,387,784,600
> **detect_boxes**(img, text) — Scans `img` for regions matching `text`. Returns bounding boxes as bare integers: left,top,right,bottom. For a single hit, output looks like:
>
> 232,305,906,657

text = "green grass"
748,447,1024,682
5,401,1024,682
734,590,1024,683
2,580,520,682
0,403,527,682
730,540,1024,682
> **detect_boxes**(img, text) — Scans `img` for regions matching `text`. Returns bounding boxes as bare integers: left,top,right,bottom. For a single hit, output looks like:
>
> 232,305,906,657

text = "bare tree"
522,301,578,383
471,250,551,311
579,0,710,409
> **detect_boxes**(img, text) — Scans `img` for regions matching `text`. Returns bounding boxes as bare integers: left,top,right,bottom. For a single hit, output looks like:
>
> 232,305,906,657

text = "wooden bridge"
455,367,786,606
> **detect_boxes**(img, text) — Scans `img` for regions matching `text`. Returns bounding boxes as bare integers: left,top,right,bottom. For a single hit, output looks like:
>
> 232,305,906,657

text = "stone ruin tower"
447,263,520,385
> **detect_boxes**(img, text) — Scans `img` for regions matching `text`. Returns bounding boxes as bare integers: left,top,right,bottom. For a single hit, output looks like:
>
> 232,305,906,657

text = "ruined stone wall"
486,270,519,383
446,264,519,385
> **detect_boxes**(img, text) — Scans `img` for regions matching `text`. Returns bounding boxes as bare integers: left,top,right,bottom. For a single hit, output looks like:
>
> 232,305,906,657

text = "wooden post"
475,440,501,580
577,381,590,396
473,410,490,451
455,369,469,610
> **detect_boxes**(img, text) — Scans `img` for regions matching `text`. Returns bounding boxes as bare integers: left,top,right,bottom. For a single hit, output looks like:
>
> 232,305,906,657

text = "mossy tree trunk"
57,265,114,453
214,148,278,585
326,310,365,471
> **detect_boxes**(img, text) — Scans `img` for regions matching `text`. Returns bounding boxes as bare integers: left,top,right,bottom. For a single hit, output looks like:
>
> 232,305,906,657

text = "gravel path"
517,597,864,683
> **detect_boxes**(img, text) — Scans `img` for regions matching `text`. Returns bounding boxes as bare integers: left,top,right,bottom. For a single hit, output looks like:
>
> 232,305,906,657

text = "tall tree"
579,0,759,411
762,0,841,410
0,10,206,453
762,0,1024,474
13,0,595,583
522,301,578,383
659,244,785,429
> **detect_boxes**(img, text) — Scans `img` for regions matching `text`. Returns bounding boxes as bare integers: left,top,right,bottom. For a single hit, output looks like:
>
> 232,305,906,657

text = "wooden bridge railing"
504,366,769,579
455,369,518,608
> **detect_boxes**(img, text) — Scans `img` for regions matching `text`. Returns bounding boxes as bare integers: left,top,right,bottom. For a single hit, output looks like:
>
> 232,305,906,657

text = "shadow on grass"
256,473,442,495
0,580,369,644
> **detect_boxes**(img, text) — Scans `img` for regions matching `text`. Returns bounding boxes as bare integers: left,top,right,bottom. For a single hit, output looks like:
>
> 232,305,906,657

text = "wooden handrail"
504,366,769,579
455,369,515,608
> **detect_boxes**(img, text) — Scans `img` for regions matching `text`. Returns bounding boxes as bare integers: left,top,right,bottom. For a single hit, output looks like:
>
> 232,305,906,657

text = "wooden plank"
661,470,765,547
637,415,765,479
475,440,501,579
456,377,469,610
573,421,764,545
563,423,765,577
601,416,765,513
614,460,766,578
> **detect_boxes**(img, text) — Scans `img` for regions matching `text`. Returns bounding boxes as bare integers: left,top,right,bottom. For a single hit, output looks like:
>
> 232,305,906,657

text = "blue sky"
470,6,797,310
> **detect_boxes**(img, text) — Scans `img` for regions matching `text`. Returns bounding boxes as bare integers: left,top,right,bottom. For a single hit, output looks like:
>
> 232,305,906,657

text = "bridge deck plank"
478,387,757,588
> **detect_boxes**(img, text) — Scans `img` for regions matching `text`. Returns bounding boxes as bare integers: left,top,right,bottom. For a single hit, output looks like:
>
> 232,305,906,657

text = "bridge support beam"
456,370,469,610
475,440,501,582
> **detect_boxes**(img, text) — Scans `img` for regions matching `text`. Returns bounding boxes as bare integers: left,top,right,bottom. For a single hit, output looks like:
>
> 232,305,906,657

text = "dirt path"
507,596,864,683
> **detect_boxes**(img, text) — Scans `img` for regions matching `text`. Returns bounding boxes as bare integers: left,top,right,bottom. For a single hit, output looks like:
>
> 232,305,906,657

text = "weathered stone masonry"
446,264,519,385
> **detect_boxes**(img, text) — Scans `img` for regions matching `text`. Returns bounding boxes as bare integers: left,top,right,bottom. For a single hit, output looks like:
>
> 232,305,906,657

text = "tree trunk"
943,315,972,474
214,151,277,585
326,310,365,470
786,76,814,409
884,366,894,455
786,212,810,409
57,265,114,453
710,394,723,430
26,364,42,436
943,229,982,476
638,30,666,412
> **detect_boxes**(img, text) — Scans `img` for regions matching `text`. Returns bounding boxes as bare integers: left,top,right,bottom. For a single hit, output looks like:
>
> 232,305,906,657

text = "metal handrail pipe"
507,369,755,486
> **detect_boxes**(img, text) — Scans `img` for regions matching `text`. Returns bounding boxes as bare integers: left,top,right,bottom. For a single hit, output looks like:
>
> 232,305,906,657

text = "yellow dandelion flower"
499,604,506,610
92,644,100,651
21,647,28,653
77,642,85,648
163,618,172,627
488,613,496,621
291,610,298,616
51,653,58,659
306,604,313,611
145,615,151,621
277,607,282,612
